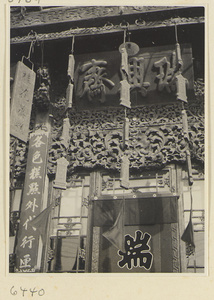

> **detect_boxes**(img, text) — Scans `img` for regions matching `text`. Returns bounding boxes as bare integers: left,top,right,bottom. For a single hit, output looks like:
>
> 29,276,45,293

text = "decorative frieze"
11,16,204,44
10,76,204,185
47,99,204,177
10,98,204,185
10,6,186,29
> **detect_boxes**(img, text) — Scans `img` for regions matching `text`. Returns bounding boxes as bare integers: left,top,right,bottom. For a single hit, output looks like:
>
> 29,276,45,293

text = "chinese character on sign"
32,151,43,164
20,236,35,249
17,103,26,117
23,216,36,231
25,198,38,212
22,71,32,83
79,59,115,103
19,88,28,100
10,61,36,143
27,182,40,195
29,166,42,180
14,121,24,132
20,254,32,268
128,57,150,96
118,230,153,270
154,52,176,93
32,136,45,148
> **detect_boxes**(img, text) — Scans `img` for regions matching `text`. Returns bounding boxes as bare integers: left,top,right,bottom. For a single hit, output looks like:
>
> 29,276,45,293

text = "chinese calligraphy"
15,131,48,272
10,61,36,142
20,236,35,249
25,198,38,212
118,230,153,270
154,52,176,93
29,167,42,180
32,136,45,148
128,57,150,96
23,216,36,231
80,59,115,103
19,254,32,268
27,182,40,195
32,151,43,164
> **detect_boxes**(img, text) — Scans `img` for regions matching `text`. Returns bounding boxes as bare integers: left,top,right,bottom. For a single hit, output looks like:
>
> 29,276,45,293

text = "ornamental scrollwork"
11,98,204,185
10,6,185,28
47,101,204,177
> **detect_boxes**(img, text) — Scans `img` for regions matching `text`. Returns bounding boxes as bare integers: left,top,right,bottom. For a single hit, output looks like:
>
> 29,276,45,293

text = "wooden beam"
11,17,204,45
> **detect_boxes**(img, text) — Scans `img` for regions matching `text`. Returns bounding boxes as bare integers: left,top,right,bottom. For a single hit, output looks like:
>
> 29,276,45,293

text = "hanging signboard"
10,61,36,143
74,44,194,110
92,197,179,272
14,130,49,273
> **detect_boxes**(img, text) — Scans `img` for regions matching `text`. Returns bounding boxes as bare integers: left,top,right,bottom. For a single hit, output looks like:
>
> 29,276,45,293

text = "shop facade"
9,6,205,273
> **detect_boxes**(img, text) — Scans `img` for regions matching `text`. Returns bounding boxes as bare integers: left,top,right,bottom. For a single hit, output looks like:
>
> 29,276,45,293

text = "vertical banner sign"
15,130,49,272
120,156,130,189
10,61,36,143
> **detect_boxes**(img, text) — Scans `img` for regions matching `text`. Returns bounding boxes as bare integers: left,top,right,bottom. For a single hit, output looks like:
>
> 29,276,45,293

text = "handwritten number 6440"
10,286,45,297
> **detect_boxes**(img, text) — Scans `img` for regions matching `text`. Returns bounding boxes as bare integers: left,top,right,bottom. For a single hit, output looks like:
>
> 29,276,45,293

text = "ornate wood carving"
91,226,100,273
47,97,204,178
11,16,204,44
10,136,28,188
10,6,185,29
171,223,180,272
10,76,204,184
34,67,51,112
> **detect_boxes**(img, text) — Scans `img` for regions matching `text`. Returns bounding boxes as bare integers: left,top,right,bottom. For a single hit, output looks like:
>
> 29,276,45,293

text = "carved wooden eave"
10,6,204,44
10,6,188,29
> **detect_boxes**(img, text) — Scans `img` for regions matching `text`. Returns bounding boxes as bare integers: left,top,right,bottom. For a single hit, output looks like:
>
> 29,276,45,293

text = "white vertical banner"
10,61,36,143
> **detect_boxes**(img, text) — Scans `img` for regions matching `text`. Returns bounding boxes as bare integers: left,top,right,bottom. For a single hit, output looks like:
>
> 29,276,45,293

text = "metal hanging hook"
120,20,129,44
27,40,35,60
26,30,38,61
120,20,129,29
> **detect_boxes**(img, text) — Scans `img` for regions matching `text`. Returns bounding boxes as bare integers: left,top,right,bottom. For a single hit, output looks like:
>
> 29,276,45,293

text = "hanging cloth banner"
120,156,130,189
10,60,36,143
181,186,195,256
120,46,129,78
123,117,130,149
181,109,189,137
66,38,75,109
174,23,188,103
102,200,125,252
60,117,70,148
66,82,74,108
67,54,75,82
175,73,188,102
186,150,194,186
14,130,49,273
175,42,183,70
120,79,131,108
29,200,55,243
